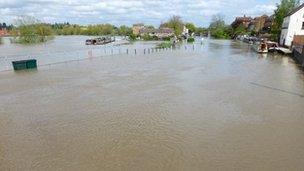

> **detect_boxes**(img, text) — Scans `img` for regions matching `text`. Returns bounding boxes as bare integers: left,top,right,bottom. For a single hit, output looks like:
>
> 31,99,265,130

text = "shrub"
12,24,54,44
142,34,158,41
157,41,173,48
187,37,195,43
127,33,137,41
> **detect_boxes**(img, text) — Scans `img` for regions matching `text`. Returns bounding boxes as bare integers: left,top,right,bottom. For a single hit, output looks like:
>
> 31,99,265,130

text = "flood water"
0,37,304,170
0,36,157,71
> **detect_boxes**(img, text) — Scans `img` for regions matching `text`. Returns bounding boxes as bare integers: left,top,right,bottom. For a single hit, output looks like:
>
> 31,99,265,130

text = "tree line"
8,15,208,44
0,23,14,30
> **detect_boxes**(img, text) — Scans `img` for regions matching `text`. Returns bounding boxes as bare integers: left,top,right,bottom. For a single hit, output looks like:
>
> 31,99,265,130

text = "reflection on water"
0,38,304,170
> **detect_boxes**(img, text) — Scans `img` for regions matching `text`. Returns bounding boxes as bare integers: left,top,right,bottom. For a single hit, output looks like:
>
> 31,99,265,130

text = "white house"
280,4,304,47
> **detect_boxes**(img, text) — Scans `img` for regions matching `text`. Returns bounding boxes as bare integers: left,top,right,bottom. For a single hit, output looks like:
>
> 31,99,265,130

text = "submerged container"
12,59,37,71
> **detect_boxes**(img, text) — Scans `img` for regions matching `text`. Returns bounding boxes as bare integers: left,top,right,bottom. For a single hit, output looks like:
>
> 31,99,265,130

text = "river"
0,36,158,71
0,36,304,170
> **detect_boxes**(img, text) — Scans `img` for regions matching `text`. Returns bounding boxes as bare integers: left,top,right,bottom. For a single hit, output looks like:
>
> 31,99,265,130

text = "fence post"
134,49,137,55
127,49,129,54
144,49,146,54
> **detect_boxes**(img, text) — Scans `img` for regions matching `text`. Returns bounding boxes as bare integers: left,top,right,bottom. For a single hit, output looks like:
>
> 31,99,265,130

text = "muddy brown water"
0,39,304,171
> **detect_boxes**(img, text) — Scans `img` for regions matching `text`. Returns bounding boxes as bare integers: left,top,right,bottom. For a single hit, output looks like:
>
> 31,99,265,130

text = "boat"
252,41,268,53
85,37,115,45
266,41,292,54
267,41,278,53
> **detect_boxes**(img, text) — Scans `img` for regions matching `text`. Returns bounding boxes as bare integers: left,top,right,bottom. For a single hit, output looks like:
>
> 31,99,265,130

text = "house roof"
286,3,304,17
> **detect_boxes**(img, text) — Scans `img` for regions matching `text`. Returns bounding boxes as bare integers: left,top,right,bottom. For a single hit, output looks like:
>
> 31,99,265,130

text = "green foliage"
212,28,231,39
185,23,196,34
56,24,118,36
35,24,53,36
128,33,137,41
250,30,258,36
209,14,226,30
84,24,114,35
162,36,172,41
10,16,54,44
59,25,82,35
162,16,184,36
157,41,173,48
0,37,2,44
271,0,300,41
209,14,232,39
142,34,158,41
195,27,208,36
117,25,132,36
12,24,54,44
233,24,247,36
187,37,195,43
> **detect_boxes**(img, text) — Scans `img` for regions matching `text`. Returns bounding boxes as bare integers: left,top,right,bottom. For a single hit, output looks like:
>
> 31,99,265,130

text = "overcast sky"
0,0,286,26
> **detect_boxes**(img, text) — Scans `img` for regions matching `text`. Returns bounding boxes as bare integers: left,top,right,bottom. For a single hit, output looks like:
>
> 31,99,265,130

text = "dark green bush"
187,37,195,43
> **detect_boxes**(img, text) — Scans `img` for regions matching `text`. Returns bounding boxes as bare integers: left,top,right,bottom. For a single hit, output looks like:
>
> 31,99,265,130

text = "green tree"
163,15,184,36
233,24,247,36
209,14,225,30
117,25,132,36
185,23,196,34
271,0,300,41
84,24,114,35
195,27,208,36
101,24,114,35
209,14,231,39
11,16,54,44
35,24,53,36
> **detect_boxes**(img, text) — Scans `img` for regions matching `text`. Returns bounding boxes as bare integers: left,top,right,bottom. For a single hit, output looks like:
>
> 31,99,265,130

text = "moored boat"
252,41,268,53
267,41,279,53
85,37,115,45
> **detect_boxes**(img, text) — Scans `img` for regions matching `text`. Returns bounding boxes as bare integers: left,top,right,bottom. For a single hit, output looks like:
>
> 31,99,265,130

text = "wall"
293,48,304,66
281,7,304,46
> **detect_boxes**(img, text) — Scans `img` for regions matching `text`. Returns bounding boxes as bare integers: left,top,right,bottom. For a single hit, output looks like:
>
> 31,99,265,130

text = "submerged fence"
0,43,202,72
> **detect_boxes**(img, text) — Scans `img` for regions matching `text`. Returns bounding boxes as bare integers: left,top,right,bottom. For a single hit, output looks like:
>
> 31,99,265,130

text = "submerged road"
0,40,304,170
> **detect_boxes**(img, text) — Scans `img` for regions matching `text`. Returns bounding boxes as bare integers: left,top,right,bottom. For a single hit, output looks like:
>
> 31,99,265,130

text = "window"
302,22,304,30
